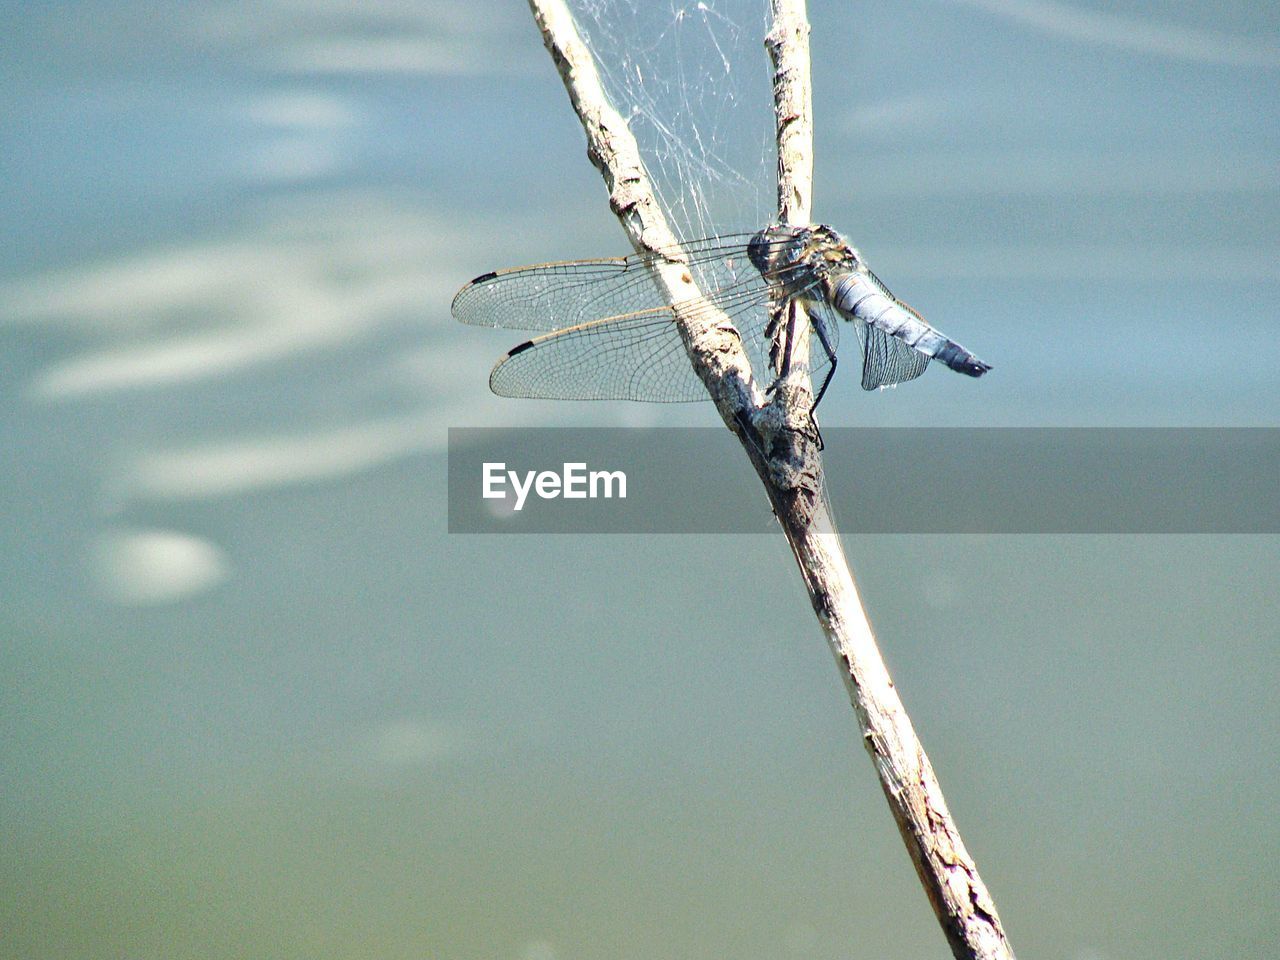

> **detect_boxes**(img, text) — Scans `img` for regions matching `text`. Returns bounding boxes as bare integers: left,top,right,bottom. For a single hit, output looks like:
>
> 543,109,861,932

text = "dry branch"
525,1,1015,956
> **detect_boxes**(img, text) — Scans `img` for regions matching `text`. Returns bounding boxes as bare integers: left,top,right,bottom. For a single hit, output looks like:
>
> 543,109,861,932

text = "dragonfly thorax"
748,223,863,299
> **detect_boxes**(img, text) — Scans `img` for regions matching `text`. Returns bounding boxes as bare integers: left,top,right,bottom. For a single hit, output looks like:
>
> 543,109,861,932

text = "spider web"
567,0,776,244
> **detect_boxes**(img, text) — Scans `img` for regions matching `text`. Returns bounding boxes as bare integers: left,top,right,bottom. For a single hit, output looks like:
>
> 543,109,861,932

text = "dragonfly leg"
764,302,796,397
778,308,797,379
809,312,838,410
806,316,839,450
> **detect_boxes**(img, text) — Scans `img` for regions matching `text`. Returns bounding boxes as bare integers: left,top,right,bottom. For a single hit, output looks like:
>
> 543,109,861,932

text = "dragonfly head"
747,224,806,275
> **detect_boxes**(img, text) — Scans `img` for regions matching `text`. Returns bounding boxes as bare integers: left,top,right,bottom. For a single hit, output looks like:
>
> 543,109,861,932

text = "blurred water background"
2,1,1277,958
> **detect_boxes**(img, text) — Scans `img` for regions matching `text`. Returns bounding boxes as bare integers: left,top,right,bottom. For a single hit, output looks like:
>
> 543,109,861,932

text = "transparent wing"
784,296,927,398
853,321,931,390
452,232,796,333
488,271,808,402
848,268,931,390
490,307,704,402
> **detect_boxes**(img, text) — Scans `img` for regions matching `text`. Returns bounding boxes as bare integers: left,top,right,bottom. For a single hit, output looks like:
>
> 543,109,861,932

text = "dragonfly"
451,223,990,409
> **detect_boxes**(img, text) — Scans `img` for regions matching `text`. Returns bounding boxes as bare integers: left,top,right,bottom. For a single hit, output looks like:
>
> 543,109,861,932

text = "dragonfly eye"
747,231,774,274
